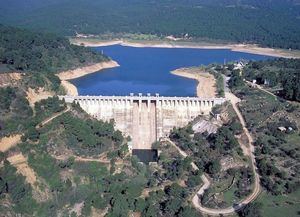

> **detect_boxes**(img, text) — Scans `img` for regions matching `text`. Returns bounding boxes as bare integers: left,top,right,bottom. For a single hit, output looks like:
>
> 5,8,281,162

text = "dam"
60,94,226,150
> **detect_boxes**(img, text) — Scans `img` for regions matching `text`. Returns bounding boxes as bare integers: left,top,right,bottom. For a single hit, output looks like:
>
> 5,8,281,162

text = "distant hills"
0,0,299,49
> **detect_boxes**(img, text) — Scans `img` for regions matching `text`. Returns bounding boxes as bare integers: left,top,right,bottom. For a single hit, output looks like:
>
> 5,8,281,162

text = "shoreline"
57,60,120,96
70,38,300,59
171,68,217,98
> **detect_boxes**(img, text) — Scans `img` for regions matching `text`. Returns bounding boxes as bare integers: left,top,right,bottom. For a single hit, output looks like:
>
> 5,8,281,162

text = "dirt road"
163,90,261,215
36,106,70,129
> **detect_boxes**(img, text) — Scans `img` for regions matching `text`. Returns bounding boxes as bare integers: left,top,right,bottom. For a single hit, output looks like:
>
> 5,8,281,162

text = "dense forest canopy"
0,0,299,49
0,25,108,74
242,58,300,102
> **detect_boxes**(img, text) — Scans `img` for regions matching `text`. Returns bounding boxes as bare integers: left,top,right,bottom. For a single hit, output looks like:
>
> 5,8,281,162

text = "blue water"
71,45,273,96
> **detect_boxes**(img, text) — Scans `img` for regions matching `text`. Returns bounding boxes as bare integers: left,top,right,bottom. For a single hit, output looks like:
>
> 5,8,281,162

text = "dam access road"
164,90,260,216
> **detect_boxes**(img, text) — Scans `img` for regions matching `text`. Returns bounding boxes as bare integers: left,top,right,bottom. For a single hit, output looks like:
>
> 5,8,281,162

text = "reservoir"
71,45,272,96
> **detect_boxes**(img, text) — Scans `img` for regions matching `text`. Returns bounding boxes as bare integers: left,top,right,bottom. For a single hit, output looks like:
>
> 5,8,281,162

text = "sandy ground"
7,153,51,201
91,207,108,217
171,68,217,98
0,72,23,87
57,61,119,80
61,80,78,96
71,38,300,59
57,60,119,96
71,39,123,47
7,153,37,185
26,87,54,108
0,134,22,152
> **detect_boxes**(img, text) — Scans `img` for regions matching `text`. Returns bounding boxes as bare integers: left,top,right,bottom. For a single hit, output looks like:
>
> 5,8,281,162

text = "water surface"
71,45,273,96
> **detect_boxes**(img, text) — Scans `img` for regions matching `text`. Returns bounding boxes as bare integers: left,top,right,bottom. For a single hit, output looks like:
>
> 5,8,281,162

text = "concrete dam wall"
61,95,226,150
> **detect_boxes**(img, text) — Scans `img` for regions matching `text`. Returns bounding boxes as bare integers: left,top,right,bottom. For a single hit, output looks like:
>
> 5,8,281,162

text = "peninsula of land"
70,38,300,59
57,60,120,96
171,67,217,98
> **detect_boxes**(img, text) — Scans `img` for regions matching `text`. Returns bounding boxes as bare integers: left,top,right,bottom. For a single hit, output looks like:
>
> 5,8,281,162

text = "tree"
178,206,202,217
135,198,147,212
229,70,244,88
205,161,221,175
238,202,263,217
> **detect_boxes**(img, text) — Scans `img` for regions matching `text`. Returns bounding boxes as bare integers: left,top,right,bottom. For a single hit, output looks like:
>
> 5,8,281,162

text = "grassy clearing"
257,189,300,217
211,175,234,194
223,186,238,205
285,133,300,149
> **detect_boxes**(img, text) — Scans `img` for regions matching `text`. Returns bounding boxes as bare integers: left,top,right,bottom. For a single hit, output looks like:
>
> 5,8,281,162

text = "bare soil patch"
26,87,54,108
0,72,23,87
7,153,51,201
57,61,119,80
7,153,37,185
0,134,22,152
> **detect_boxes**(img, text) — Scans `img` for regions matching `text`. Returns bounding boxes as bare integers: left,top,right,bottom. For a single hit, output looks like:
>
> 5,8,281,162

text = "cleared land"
7,153,37,185
26,87,54,108
0,134,22,152
0,72,23,87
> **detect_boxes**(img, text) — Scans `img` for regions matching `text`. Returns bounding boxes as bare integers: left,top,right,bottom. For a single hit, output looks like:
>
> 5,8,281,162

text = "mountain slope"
0,0,299,49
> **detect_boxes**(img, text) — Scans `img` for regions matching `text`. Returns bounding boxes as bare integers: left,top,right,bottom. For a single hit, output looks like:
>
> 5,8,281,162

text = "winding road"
36,106,70,129
33,78,261,216
165,87,261,216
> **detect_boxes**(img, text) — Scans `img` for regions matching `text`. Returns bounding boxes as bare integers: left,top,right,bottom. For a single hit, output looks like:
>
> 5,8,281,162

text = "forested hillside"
0,24,203,217
1,0,299,49
0,24,109,137
0,25,108,74
242,58,300,102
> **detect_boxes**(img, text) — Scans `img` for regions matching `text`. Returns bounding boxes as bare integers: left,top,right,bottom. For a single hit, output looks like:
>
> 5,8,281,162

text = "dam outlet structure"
60,94,226,150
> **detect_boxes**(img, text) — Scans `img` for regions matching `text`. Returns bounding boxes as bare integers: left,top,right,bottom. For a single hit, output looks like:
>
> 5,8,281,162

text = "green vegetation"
1,12,299,216
45,110,124,156
255,190,300,217
1,0,300,49
168,117,253,209
202,166,253,208
1,90,205,216
0,24,108,137
169,123,242,173
0,161,37,216
229,85,300,195
0,87,33,137
243,58,300,102
0,24,108,74
226,59,300,216
238,202,263,217
210,70,225,97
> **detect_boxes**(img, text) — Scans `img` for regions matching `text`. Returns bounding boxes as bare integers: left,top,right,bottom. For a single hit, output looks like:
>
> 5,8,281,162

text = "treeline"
0,24,108,74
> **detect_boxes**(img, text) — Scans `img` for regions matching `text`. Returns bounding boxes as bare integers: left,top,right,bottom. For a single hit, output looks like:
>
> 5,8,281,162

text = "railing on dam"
59,93,226,106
